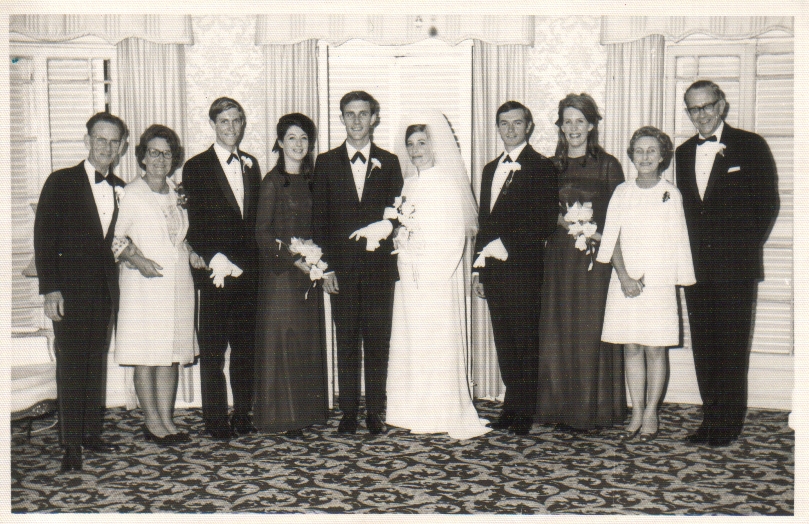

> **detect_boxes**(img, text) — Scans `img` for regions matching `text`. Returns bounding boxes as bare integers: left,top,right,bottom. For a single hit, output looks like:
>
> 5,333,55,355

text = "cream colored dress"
597,179,696,346
114,177,196,366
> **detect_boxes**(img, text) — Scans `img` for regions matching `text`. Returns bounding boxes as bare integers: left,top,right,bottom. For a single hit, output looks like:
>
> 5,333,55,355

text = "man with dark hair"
34,111,129,472
183,97,261,440
676,80,779,447
312,91,403,435
473,101,558,436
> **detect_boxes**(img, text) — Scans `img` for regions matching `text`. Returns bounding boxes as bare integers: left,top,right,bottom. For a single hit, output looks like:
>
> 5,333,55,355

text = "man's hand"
130,253,164,278
209,253,243,288
44,291,64,322
322,273,339,294
471,273,486,299
473,238,509,268
349,220,394,251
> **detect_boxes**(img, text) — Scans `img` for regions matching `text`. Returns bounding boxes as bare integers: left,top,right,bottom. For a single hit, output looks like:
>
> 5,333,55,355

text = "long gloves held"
349,220,394,252
472,238,508,268
209,253,243,288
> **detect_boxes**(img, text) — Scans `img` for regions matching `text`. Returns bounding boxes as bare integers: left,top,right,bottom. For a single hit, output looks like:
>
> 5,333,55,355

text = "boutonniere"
240,155,253,172
501,162,521,195
662,191,670,203
367,158,382,179
717,144,726,157
175,182,188,209
113,185,125,205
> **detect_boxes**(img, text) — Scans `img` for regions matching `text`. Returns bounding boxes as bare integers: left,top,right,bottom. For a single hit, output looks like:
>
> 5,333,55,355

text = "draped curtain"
470,42,527,400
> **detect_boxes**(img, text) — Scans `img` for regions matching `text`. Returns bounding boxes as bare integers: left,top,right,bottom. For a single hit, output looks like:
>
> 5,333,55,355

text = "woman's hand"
130,253,164,278
189,251,208,270
619,274,644,298
293,258,312,276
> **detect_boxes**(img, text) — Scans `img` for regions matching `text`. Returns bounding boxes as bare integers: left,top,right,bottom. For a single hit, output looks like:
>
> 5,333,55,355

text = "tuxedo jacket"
675,124,778,283
183,146,261,283
34,161,125,308
475,144,559,284
311,142,403,283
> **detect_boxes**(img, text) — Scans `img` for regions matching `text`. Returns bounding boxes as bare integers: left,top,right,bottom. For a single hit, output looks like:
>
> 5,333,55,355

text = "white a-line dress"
385,167,491,440
596,179,696,347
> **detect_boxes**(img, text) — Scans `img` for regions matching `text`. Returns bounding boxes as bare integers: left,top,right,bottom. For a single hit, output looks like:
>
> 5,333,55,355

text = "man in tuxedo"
676,81,779,447
183,97,261,440
312,91,403,435
34,112,129,472
473,101,558,436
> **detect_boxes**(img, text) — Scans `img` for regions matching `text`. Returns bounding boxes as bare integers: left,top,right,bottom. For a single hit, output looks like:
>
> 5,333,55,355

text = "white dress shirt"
490,141,527,212
84,159,115,237
346,141,372,201
214,142,245,217
695,120,725,200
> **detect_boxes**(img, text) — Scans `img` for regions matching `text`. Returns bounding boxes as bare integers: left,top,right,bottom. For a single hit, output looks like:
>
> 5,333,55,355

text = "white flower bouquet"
564,201,598,270
275,237,329,298
384,196,417,255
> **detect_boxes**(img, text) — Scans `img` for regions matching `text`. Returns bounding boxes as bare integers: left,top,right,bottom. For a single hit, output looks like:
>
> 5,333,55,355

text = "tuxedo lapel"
339,143,361,205
78,168,106,242
479,153,502,219
209,146,242,217
702,128,731,202
237,149,255,219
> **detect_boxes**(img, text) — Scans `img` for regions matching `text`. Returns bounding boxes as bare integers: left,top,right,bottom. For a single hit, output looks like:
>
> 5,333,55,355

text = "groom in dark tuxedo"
473,101,558,436
312,91,403,435
184,97,261,440
34,112,129,472
676,80,778,447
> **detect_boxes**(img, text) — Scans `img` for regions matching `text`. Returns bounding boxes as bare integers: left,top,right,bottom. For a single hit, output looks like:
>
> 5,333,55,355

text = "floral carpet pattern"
11,400,793,515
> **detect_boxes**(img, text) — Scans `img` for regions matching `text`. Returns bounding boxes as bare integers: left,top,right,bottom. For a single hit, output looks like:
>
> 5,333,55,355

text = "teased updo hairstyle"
405,124,429,144
272,112,317,176
135,124,184,173
553,93,603,172
627,126,674,173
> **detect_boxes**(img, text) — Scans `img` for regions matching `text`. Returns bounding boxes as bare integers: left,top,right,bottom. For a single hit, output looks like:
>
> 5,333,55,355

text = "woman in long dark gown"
255,113,327,437
536,93,627,432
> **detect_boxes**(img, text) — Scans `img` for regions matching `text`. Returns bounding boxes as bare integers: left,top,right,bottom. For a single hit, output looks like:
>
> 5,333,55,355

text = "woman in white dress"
384,111,491,440
596,126,696,442
113,125,205,445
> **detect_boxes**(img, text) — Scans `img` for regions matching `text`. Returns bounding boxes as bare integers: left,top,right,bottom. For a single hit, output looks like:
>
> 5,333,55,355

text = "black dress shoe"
511,417,533,436
685,428,711,444
143,427,174,446
708,436,737,448
366,414,388,435
231,415,258,436
206,425,235,440
285,429,305,438
83,438,121,453
486,413,514,431
338,413,358,434
60,446,82,473
166,431,191,443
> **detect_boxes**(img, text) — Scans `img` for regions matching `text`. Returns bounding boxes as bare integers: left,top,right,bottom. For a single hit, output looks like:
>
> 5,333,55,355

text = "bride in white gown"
385,111,491,440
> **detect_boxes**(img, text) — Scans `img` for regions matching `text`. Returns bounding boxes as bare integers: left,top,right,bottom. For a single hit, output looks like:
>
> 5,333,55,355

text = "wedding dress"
385,112,490,440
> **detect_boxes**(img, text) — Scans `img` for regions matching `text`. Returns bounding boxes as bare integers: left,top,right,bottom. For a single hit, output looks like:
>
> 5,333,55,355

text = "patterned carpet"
11,400,793,515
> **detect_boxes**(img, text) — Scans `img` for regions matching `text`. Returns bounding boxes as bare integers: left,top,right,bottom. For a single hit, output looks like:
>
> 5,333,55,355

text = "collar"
502,142,528,163
214,142,239,165
346,141,372,162
84,159,108,184
698,120,725,144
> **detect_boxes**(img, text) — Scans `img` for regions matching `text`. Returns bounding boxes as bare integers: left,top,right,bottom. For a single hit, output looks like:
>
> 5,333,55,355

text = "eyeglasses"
686,100,721,117
147,148,173,159
91,136,122,149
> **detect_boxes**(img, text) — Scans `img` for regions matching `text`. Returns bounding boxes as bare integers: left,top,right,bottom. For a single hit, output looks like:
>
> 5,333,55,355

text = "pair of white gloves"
208,253,243,288
473,238,508,268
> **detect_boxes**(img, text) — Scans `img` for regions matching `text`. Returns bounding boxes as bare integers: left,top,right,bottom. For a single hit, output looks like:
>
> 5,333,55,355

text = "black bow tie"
95,171,112,185
351,151,366,164
696,135,718,146
503,155,513,163
227,153,239,164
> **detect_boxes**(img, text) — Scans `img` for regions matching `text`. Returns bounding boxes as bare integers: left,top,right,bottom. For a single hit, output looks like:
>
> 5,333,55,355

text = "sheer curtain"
470,41,527,400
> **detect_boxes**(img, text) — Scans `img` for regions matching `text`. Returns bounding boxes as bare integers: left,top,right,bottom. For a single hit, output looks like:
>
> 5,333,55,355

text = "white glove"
473,238,509,268
209,253,243,288
383,207,399,220
349,220,394,252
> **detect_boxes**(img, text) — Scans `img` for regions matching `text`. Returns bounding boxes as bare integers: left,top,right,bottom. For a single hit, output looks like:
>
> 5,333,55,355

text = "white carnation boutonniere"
240,155,253,173
717,144,726,157
113,185,125,205
564,201,598,270
367,158,382,179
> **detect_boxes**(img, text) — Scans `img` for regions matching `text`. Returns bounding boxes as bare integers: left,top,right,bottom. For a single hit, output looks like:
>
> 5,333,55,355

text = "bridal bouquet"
564,201,598,271
276,237,329,298
384,196,417,255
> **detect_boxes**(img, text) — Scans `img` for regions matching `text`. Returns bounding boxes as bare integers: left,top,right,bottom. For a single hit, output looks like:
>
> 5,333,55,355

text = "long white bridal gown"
386,167,491,440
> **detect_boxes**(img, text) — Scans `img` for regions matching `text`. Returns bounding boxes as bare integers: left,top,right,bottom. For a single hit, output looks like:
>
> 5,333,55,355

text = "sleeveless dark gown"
254,167,328,432
536,152,627,430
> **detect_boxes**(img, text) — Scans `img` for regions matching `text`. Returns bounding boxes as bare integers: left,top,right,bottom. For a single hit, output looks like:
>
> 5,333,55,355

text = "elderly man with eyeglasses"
675,80,779,448
34,112,131,472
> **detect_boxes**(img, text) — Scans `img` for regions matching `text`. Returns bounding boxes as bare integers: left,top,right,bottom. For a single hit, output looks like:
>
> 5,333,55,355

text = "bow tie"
227,153,239,164
503,155,513,163
351,151,366,164
696,135,718,146
95,171,112,185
